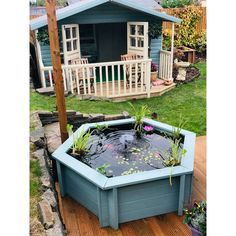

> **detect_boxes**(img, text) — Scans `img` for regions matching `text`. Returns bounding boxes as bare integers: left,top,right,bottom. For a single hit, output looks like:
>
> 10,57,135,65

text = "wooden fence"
160,7,206,33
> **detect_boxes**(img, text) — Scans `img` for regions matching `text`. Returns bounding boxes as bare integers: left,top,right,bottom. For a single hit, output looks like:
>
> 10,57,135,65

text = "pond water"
70,123,183,177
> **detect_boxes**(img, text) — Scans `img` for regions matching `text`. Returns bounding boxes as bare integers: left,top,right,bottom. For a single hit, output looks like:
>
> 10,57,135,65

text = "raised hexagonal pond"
52,118,196,229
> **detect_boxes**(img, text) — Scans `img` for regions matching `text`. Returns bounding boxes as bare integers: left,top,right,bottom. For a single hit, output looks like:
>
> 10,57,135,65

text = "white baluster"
99,66,103,96
62,69,67,91
87,67,91,95
135,62,138,93
123,64,126,94
75,68,80,95
118,64,121,95
82,67,87,95
129,62,132,94
112,65,115,96
49,70,53,87
105,65,109,97
69,68,74,94
93,67,97,96
140,62,144,92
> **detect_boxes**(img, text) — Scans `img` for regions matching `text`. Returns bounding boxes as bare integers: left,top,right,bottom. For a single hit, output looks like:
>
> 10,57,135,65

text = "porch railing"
40,59,152,98
159,49,172,80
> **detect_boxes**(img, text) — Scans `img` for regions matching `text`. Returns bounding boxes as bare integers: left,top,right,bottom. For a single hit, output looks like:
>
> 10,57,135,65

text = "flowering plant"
151,62,158,72
143,125,154,133
184,201,206,236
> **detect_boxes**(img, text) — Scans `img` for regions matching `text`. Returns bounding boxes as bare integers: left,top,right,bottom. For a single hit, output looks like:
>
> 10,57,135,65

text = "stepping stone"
36,87,55,95
38,200,54,229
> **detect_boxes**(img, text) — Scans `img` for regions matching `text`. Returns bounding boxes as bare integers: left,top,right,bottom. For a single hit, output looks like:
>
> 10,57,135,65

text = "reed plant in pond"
67,124,92,157
164,139,187,185
129,103,150,136
172,118,187,142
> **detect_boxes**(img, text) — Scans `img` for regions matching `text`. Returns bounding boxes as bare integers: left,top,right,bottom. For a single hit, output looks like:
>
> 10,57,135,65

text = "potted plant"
151,62,158,82
184,201,206,236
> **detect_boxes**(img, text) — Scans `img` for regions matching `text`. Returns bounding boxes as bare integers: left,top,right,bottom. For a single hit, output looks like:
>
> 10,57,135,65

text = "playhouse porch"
40,56,175,101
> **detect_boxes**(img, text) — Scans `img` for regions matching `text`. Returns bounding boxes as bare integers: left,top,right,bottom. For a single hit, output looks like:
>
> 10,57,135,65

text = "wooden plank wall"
160,7,206,33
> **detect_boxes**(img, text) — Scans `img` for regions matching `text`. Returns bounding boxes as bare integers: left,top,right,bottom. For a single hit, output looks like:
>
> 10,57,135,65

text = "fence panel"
160,7,206,33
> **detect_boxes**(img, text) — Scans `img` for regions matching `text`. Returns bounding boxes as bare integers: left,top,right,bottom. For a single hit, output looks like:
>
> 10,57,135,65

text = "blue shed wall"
40,44,52,67
38,2,162,66
150,35,162,67
40,42,64,66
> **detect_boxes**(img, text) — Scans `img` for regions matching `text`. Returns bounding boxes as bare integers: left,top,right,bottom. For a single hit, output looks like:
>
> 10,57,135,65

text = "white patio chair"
70,58,95,94
121,53,143,88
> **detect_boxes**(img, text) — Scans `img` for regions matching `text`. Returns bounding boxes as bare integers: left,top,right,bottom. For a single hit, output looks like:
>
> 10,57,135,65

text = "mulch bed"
173,65,200,84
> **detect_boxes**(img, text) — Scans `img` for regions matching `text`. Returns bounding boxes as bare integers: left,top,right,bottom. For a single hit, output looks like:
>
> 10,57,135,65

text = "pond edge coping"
52,118,196,190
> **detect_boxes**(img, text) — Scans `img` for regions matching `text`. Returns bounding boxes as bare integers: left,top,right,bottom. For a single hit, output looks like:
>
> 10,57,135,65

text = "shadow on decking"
55,136,206,236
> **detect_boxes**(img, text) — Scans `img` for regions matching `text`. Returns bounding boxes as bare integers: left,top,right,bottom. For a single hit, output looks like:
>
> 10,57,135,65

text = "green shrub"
37,27,62,45
162,0,191,8
162,6,206,54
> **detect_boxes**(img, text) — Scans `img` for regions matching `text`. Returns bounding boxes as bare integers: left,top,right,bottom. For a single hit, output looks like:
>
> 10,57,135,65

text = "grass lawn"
30,61,206,136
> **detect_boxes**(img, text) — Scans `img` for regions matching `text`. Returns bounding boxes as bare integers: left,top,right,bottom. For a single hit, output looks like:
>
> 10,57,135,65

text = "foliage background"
162,6,206,53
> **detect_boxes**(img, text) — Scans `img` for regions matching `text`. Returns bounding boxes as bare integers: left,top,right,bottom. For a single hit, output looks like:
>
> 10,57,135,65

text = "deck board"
55,136,206,235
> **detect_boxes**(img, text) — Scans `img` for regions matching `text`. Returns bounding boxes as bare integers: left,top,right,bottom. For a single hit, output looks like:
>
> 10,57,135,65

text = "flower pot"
151,71,158,82
189,225,202,236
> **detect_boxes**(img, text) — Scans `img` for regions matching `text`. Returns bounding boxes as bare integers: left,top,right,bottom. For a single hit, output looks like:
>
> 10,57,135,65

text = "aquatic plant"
121,167,142,176
67,124,75,150
164,139,187,167
67,124,91,157
172,118,187,142
129,103,150,136
164,139,187,185
143,125,154,133
96,163,110,175
95,123,109,132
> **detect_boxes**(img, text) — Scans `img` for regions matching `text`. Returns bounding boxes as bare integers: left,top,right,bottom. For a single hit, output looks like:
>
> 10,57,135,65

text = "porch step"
150,83,176,97
36,87,69,96
110,83,176,102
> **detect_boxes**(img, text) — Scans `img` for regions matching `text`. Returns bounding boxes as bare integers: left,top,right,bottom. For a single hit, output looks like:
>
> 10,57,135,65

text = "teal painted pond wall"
57,161,192,229
53,118,196,230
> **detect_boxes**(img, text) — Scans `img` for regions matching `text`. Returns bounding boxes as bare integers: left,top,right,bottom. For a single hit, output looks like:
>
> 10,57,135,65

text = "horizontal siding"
150,31,162,69
40,43,64,67
63,167,98,216
40,44,52,66
118,177,179,223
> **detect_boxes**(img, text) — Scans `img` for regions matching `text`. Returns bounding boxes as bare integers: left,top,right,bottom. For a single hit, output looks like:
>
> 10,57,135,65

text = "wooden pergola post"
46,0,68,142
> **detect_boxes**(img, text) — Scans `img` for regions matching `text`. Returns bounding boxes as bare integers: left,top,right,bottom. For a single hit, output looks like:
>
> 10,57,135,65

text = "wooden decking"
56,136,206,236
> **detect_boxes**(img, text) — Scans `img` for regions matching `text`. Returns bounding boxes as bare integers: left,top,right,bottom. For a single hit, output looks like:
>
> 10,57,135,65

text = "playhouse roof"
67,0,163,10
30,0,181,30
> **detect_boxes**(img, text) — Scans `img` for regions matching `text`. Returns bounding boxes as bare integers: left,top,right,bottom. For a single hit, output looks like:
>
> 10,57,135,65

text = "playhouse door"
62,24,81,65
127,22,149,59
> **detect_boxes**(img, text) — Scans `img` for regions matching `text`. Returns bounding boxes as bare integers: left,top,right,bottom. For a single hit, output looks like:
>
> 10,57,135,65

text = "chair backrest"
71,58,89,65
121,53,138,61
121,53,144,61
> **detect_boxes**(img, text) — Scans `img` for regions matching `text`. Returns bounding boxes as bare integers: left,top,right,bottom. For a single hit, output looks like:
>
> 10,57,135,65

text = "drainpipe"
35,30,46,88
